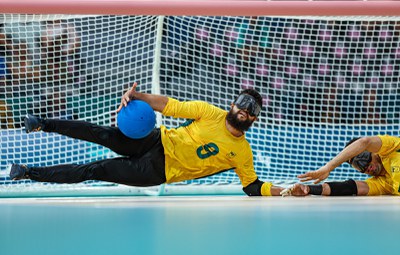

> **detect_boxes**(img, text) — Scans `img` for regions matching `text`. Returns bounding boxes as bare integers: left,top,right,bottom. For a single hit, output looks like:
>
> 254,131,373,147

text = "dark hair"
344,137,361,164
240,89,263,108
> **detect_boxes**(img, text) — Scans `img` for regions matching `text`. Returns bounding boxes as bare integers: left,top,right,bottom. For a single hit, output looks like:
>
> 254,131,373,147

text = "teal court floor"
0,196,399,255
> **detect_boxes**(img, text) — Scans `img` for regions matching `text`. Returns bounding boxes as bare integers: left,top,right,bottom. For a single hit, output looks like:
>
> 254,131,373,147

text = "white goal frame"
0,0,399,16
1,0,400,197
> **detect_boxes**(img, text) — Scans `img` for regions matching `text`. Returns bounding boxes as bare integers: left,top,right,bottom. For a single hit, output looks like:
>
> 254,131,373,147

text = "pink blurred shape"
318,64,330,75
319,30,332,41
224,64,238,76
352,63,364,75
241,78,255,90
256,64,269,77
210,43,223,57
301,45,314,56
195,27,209,40
285,28,298,39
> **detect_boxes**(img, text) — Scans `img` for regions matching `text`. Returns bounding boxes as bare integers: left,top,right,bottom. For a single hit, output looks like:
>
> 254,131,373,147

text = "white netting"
1,15,400,196
159,16,400,184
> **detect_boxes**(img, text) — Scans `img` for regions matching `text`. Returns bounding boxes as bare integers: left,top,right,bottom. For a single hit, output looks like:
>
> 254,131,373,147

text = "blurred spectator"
37,19,81,119
2,16,399,128
159,16,400,126
0,24,13,129
0,24,7,84
362,88,387,125
0,99,13,129
40,19,81,77
3,20,41,60
235,16,271,50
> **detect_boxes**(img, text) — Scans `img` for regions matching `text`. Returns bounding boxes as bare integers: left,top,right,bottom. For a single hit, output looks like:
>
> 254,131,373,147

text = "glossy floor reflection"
0,196,399,255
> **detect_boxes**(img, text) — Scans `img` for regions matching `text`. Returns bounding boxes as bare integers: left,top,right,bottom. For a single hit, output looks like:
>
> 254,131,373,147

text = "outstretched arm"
298,136,382,184
242,179,285,196
117,82,169,113
270,186,285,196
281,180,369,196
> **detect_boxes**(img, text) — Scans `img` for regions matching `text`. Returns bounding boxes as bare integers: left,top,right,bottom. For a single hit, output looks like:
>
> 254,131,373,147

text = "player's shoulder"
377,134,400,142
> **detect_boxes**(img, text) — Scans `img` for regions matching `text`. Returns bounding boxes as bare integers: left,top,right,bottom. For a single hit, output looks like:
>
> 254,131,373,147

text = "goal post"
1,1,400,197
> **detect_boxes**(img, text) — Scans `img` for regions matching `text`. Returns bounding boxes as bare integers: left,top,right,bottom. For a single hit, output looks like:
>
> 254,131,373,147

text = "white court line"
0,196,399,211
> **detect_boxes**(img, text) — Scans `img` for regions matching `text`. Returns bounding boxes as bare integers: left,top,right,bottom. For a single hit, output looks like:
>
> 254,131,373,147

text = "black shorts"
29,119,166,186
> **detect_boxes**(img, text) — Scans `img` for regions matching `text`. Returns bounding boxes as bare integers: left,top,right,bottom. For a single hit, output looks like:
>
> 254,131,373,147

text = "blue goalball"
117,100,156,139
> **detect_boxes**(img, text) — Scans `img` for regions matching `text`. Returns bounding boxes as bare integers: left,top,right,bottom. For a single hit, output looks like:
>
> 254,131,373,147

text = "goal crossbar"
0,0,399,16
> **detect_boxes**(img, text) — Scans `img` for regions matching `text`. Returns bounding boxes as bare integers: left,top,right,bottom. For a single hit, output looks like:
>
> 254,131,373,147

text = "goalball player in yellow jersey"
10,82,285,196
281,135,400,196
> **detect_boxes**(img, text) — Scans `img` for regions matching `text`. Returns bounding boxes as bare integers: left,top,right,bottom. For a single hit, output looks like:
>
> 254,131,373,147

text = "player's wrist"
307,184,323,195
305,185,310,195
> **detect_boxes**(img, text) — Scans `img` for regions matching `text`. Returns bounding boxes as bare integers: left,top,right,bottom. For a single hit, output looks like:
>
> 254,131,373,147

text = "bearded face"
226,106,255,132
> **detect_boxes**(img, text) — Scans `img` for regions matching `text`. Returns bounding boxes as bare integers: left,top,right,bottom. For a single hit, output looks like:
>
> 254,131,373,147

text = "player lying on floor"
10,82,286,196
281,135,400,196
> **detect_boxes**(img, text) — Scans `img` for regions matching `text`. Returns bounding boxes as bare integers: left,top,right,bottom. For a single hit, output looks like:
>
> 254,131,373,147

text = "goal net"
1,13,399,196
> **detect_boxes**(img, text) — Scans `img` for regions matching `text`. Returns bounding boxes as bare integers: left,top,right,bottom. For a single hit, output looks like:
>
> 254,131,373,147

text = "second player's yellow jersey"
365,135,400,195
159,97,271,193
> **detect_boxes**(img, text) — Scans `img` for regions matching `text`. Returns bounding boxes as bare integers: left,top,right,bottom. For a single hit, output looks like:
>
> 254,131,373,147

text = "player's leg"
11,140,166,186
24,114,160,157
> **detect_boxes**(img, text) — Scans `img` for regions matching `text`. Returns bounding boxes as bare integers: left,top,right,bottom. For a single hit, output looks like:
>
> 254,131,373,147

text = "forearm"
243,180,282,196
306,180,359,196
307,183,335,196
243,181,285,196
270,185,285,196
321,183,331,195
134,92,169,113
326,137,381,170
325,146,366,171
326,147,364,170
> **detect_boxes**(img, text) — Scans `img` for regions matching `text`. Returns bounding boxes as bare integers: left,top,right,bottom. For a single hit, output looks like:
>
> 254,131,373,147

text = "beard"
226,110,254,132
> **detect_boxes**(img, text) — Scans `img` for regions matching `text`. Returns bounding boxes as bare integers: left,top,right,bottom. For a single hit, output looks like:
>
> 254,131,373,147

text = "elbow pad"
327,179,358,196
243,179,264,196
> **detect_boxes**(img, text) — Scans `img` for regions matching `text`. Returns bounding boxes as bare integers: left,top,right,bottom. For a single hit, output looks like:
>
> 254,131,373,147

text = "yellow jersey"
365,135,400,195
160,98,272,195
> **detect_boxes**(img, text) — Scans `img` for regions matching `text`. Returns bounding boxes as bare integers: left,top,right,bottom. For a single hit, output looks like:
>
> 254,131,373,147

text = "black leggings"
29,119,166,187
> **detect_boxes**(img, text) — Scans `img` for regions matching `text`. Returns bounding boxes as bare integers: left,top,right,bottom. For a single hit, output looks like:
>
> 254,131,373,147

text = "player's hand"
297,165,331,184
280,183,310,197
117,82,138,113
